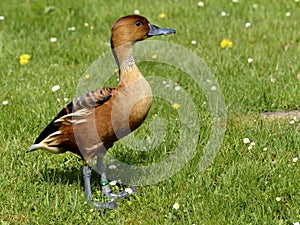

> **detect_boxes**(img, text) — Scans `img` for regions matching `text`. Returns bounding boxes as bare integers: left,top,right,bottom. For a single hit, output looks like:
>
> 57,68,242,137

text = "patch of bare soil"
261,110,300,119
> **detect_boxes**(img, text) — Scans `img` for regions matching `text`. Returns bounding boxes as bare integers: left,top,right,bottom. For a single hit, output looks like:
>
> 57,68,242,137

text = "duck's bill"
147,24,176,37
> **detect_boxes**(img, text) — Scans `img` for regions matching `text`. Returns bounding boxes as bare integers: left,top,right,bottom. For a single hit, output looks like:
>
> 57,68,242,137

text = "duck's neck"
112,43,135,69
112,43,143,85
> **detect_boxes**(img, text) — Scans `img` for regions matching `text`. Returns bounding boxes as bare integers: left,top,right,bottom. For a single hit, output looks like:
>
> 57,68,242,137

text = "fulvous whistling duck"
27,14,175,209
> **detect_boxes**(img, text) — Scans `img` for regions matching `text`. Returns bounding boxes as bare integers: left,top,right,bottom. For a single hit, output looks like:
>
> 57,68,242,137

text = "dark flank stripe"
86,92,91,99
79,96,90,108
34,107,69,144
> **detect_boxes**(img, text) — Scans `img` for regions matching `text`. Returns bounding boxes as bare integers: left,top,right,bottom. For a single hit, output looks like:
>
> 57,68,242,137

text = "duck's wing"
34,87,113,144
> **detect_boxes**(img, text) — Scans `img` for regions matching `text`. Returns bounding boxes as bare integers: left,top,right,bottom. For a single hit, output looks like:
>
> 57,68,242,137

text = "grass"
0,0,300,224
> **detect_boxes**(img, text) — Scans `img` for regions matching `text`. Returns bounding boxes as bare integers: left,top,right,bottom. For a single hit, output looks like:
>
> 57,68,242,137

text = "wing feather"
34,87,113,144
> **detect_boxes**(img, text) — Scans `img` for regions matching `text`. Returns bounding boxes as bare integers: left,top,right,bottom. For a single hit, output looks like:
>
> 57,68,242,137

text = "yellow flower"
20,54,31,60
84,74,90,79
151,54,157,59
158,13,166,19
171,103,181,110
220,39,233,48
19,54,31,65
20,58,29,65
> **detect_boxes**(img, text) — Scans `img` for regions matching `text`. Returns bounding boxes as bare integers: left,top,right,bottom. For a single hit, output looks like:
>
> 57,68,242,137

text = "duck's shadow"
39,166,99,187
38,166,125,189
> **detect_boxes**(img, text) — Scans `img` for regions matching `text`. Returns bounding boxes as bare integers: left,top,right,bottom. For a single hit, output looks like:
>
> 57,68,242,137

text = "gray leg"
96,157,137,200
96,157,113,198
83,165,117,209
83,166,92,202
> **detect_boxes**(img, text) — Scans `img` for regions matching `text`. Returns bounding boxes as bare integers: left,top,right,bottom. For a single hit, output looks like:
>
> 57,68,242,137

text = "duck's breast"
109,77,152,138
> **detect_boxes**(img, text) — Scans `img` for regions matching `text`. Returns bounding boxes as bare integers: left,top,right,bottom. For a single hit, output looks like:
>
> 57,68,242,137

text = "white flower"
50,37,57,43
84,22,89,27
292,157,298,163
175,86,181,91
221,11,227,16
173,202,180,210
285,12,291,17
263,147,268,151
68,26,76,31
245,22,251,28
293,222,300,225
197,1,204,7
289,120,295,125
248,58,253,63
252,4,258,8
275,197,281,202
191,40,197,45
2,100,8,105
134,9,140,14
270,77,276,83
0,16,5,20
51,85,60,92
211,86,217,91
63,97,69,102
125,188,133,194
232,0,239,2
109,164,117,170
243,138,250,144
109,180,117,186
247,142,255,150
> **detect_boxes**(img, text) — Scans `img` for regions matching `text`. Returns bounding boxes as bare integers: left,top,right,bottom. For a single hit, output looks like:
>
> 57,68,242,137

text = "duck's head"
111,14,176,49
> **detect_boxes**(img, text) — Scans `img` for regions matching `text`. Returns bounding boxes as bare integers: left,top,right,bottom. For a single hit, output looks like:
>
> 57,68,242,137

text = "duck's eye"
135,21,142,27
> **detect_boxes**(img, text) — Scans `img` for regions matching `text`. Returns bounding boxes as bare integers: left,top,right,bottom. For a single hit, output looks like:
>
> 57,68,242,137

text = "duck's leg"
96,156,137,200
83,166,92,202
83,165,117,209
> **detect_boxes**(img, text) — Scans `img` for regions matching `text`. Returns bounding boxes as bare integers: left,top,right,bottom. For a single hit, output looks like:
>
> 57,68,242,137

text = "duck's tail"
26,144,41,153
26,143,63,154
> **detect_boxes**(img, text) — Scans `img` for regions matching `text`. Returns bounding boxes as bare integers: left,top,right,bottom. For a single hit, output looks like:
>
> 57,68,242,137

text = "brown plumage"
27,14,175,209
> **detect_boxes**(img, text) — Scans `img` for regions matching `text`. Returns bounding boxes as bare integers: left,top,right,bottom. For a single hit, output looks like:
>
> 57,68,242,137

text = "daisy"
51,85,60,92
173,202,180,210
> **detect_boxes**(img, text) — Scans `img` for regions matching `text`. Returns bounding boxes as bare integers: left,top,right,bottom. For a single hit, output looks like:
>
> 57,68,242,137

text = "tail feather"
26,144,42,153
26,143,63,154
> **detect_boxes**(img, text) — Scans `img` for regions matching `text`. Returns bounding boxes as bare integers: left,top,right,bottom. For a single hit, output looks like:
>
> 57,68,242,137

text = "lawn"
0,0,300,224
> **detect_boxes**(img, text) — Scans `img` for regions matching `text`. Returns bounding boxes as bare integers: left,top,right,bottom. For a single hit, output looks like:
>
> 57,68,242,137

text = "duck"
27,14,175,209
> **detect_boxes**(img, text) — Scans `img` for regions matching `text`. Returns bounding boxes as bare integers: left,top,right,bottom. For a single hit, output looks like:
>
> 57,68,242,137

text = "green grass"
1,0,300,224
